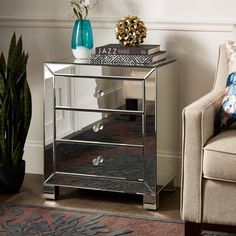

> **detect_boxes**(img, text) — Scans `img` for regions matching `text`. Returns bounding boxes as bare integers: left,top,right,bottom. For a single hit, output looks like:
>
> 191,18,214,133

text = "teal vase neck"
75,19,90,23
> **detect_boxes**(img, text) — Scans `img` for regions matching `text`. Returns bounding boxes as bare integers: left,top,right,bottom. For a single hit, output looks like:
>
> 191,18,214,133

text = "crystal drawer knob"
92,155,104,166
94,89,104,98
92,123,104,132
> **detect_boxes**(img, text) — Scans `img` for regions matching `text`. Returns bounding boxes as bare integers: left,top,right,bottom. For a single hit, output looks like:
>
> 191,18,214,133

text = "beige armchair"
181,43,236,234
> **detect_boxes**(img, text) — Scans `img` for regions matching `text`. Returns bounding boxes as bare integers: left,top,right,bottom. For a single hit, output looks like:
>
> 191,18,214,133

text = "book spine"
90,58,167,67
90,54,153,65
95,46,150,55
90,59,153,66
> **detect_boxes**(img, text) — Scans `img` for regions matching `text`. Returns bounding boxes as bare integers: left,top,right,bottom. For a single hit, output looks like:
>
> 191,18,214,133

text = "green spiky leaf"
20,79,32,151
7,32,16,72
0,53,6,80
0,74,5,101
0,96,7,165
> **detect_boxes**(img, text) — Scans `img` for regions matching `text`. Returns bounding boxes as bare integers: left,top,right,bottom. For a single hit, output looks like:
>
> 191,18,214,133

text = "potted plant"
0,33,32,193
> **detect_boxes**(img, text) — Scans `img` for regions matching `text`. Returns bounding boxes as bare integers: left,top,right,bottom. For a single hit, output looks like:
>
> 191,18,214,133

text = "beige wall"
0,0,234,185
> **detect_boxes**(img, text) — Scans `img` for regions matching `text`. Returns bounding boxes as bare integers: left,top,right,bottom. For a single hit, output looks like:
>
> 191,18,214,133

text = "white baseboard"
157,152,182,187
24,141,44,175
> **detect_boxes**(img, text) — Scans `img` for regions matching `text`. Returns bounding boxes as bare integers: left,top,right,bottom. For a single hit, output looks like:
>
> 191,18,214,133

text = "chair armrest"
181,90,225,223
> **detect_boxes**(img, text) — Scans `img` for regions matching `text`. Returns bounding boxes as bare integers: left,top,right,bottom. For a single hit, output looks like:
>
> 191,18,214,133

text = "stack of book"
90,44,167,66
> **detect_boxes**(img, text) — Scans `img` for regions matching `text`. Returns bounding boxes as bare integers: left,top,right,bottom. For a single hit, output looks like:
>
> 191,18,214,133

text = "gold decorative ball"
115,16,147,46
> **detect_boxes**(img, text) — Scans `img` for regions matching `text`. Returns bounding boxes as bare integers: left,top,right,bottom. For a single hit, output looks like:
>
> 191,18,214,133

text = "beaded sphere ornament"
115,15,147,46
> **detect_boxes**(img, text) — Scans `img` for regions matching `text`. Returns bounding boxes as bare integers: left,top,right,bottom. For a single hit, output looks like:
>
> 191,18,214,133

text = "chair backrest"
212,44,228,92
232,24,236,40
213,25,236,92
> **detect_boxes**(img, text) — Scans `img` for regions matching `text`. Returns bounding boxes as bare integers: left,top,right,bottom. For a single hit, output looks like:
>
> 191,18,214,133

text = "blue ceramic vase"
71,19,94,60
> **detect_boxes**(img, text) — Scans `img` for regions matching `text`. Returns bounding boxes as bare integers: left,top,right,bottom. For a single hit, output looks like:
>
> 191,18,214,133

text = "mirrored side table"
43,58,177,210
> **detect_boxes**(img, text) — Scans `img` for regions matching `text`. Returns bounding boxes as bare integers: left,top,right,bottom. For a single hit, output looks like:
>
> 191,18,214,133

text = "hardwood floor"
0,174,181,221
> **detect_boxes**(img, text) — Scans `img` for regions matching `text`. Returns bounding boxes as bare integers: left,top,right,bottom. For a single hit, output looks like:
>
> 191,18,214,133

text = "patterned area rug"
0,203,183,236
0,203,235,236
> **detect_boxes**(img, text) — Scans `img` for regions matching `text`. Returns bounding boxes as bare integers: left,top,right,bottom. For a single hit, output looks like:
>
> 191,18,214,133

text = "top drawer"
45,65,155,112
54,76,145,111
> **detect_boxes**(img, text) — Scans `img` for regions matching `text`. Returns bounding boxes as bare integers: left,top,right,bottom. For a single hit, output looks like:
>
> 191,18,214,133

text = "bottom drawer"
56,143,143,180
54,143,146,181
44,173,155,195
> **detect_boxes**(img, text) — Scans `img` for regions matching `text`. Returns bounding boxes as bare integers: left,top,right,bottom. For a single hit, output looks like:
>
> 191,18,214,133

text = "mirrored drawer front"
54,142,145,181
56,110,145,145
45,174,154,195
54,76,144,111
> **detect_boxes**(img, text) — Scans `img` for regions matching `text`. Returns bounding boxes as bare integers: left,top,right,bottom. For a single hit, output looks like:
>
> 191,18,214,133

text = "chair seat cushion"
203,129,236,183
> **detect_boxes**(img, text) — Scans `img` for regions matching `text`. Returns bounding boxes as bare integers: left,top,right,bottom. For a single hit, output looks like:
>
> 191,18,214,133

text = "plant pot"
71,19,94,60
0,160,25,194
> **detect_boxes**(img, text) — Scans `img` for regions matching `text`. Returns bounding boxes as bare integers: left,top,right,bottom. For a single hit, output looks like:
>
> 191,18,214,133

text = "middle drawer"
55,110,143,145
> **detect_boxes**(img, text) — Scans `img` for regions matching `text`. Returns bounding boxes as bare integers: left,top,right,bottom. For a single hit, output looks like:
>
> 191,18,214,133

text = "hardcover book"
90,51,167,66
95,44,160,55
